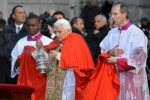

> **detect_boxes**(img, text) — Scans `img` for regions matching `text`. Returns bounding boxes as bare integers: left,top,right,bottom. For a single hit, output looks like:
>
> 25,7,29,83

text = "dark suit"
86,26,110,62
0,23,28,84
147,49,150,91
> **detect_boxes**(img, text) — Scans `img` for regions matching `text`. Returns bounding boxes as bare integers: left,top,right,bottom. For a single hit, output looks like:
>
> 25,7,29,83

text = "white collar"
15,23,23,29
31,32,41,38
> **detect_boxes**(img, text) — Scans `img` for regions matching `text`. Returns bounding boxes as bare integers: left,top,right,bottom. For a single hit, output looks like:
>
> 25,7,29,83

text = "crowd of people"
0,0,150,100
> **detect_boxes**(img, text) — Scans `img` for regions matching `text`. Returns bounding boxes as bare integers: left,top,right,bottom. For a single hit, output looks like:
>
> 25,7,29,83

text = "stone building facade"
0,0,150,24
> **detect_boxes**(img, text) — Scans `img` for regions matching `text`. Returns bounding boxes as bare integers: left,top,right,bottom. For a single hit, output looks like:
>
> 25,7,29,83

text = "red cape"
17,46,46,100
60,33,120,100
17,39,59,100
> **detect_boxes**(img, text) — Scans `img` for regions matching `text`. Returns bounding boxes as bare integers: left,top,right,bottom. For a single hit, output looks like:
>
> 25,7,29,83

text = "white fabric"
55,52,75,100
62,68,75,100
56,52,61,61
11,35,53,78
100,24,150,100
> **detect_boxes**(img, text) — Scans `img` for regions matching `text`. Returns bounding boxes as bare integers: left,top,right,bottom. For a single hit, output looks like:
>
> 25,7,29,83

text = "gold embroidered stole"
45,45,66,100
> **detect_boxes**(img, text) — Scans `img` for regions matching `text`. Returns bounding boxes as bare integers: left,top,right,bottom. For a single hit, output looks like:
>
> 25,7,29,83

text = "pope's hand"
49,50,58,58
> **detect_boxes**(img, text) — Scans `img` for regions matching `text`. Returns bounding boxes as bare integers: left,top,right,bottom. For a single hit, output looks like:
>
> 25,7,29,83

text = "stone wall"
0,0,73,20
0,0,150,23
115,0,150,24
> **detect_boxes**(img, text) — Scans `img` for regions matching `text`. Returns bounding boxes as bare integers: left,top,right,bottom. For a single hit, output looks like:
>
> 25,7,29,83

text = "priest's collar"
119,21,132,31
27,32,42,41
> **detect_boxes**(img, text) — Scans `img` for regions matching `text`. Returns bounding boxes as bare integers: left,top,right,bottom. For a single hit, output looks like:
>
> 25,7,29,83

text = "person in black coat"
70,17,86,37
0,5,28,84
146,22,150,91
101,0,114,20
86,14,110,62
0,18,6,32
80,0,102,32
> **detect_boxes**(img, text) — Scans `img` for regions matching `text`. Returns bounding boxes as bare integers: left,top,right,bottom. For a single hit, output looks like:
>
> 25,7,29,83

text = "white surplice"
11,35,53,78
62,68,75,100
56,53,75,100
100,24,150,100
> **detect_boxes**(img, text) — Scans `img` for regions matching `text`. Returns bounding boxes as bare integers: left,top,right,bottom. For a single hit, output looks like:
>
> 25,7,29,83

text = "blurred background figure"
70,17,85,36
101,0,114,20
80,0,102,32
39,11,57,37
86,14,110,62
139,17,150,36
146,22,150,91
28,12,36,16
0,11,3,19
0,18,6,32
48,9,56,16
53,11,65,19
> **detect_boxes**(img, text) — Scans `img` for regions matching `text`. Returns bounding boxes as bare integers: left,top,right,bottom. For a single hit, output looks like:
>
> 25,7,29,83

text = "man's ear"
73,24,77,28
12,13,15,19
68,29,72,33
123,12,127,18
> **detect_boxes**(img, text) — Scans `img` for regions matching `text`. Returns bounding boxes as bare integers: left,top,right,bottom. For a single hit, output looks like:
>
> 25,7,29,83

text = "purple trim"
27,33,42,41
120,21,132,30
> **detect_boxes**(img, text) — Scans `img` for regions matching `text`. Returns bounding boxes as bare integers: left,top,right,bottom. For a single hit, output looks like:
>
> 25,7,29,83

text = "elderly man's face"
54,25,70,41
94,15,106,29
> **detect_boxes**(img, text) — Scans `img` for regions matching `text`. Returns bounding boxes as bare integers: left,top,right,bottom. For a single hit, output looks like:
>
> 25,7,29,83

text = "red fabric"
44,38,60,51
60,33,120,100
17,46,46,100
117,58,135,72
17,39,60,100
76,53,120,100
60,33,95,74
0,84,34,93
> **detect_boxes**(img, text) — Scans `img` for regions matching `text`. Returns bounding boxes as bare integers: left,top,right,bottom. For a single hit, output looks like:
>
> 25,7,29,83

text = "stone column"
69,0,80,20
137,0,150,20
0,0,8,20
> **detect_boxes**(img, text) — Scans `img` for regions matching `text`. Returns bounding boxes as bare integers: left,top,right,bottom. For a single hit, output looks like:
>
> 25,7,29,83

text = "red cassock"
60,33,120,100
17,39,59,100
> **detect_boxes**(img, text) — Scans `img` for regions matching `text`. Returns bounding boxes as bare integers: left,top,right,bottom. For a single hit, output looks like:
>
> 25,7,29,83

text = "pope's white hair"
54,19,72,30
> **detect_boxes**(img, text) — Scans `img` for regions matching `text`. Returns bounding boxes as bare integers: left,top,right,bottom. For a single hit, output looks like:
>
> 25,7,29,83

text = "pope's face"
54,25,70,41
